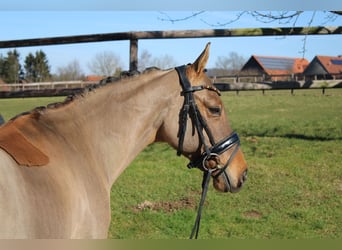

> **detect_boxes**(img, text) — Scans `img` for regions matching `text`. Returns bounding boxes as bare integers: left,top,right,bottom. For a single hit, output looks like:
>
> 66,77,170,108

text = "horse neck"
41,69,180,184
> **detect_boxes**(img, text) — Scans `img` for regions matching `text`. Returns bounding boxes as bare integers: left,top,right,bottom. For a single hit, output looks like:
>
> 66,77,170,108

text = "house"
303,55,342,80
84,75,105,83
240,55,309,81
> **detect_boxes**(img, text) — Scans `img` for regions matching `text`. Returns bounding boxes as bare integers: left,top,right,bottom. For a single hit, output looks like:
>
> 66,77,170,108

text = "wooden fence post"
130,39,138,72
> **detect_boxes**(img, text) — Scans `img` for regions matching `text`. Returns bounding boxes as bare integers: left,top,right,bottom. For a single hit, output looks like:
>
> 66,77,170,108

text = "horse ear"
192,42,211,74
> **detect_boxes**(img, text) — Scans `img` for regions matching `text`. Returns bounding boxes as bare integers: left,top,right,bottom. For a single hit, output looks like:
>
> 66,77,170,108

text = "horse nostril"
241,169,248,183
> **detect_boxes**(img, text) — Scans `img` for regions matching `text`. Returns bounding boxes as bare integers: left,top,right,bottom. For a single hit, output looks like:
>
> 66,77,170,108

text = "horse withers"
0,43,247,238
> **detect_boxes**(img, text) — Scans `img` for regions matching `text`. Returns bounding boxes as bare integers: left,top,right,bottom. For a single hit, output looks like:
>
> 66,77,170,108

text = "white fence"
0,81,93,92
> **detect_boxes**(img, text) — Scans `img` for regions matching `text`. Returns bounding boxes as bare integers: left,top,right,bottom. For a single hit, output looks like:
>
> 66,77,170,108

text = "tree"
87,51,123,76
159,11,341,27
24,53,35,82
0,54,6,81
7,50,22,83
138,49,177,71
215,52,246,75
33,50,51,82
138,50,153,72
151,54,177,69
159,11,341,57
0,49,50,83
0,49,22,83
55,59,84,81
24,50,51,82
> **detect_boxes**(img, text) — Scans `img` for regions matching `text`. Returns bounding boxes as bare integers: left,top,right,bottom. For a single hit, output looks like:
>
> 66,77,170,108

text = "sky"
0,1,341,75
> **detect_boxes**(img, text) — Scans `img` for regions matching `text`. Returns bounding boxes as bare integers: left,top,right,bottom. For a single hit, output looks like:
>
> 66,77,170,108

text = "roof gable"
316,56,342,74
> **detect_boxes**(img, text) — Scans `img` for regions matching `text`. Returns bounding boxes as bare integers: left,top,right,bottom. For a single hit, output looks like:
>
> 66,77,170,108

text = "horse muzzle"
188,132,248,193
212,143,248,193
213,167,248,193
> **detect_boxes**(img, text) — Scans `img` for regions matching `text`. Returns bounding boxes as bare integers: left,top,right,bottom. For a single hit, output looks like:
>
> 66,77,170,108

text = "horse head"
157,43,248,193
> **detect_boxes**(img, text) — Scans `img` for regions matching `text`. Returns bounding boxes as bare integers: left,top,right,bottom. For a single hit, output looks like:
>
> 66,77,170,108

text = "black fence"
0,26,341,72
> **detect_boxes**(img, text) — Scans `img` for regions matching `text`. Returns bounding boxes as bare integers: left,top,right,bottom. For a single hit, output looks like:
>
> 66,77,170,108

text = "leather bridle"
175,65,241,239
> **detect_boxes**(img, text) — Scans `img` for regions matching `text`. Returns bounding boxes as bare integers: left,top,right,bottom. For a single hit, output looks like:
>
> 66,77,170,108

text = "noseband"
175,65,241,239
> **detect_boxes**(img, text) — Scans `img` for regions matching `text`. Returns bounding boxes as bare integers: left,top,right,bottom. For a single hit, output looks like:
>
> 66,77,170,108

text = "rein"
175,65,241,239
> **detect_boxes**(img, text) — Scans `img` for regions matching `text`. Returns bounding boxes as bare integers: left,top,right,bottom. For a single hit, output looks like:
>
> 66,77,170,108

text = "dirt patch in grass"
131,196,198,213
336,180,342,195
243,210,263,219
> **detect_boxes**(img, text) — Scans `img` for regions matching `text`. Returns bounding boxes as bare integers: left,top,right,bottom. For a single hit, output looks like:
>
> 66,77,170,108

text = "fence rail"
1,73,340,91
0,86,339,99
1,80,341,98
1,27,340,48
1,26,341,71
0,81,89,91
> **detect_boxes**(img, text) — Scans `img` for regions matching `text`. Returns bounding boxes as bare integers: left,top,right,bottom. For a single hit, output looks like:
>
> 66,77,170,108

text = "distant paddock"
1,79,341,98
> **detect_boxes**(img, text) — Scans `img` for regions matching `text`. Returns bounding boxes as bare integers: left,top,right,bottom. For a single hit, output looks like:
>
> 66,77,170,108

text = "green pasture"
0,89,341,239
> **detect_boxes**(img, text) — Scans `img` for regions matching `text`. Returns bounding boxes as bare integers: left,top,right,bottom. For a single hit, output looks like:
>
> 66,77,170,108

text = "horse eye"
208,106,221,116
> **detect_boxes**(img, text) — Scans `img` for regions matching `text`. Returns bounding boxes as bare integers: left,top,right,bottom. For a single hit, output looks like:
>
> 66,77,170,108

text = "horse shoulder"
0,149,33,238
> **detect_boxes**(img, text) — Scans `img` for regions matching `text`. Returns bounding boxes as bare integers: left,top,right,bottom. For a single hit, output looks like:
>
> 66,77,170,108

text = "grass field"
0,89,341,239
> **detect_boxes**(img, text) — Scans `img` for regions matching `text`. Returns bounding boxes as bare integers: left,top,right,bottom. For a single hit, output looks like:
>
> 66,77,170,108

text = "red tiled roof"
293,58,310,73
85,75,104,82
315,55,342,74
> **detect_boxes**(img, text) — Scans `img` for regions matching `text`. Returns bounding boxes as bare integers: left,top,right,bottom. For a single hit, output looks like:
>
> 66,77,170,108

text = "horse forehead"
188,70,211,84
